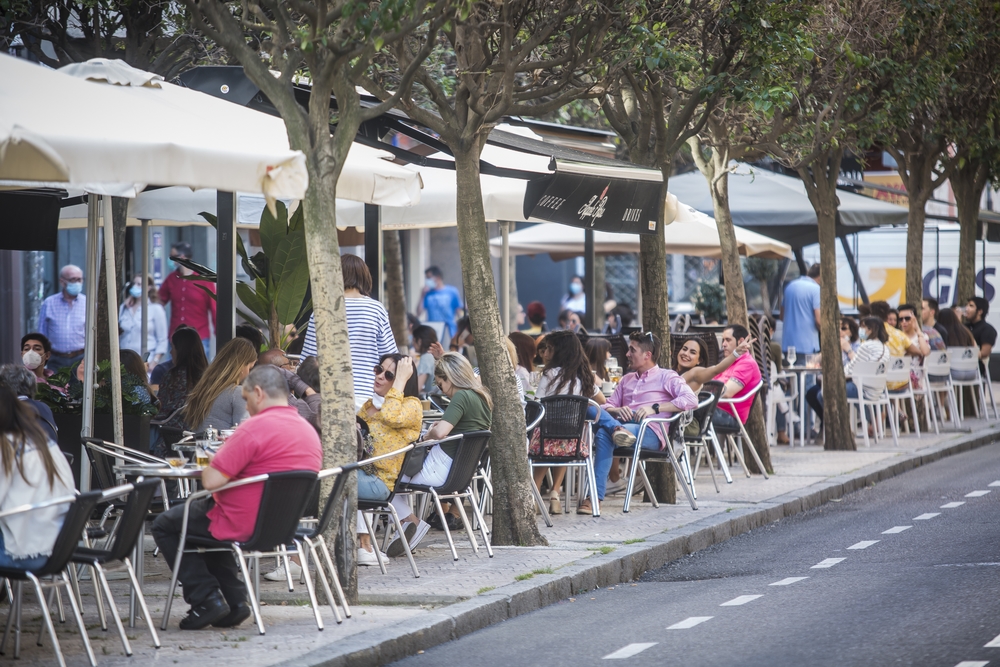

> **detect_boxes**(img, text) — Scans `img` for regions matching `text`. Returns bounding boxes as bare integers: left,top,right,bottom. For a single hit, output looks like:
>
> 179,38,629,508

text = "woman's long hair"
185,338,257,428
861,317,889,344
584,337,611,382
672,337,709,373
434,352,492,411
938,308,976,347
0,385,62,489
508,331,536,373
170,326,209,391
378,353,420,398
544,330,596,398
120,349,158,407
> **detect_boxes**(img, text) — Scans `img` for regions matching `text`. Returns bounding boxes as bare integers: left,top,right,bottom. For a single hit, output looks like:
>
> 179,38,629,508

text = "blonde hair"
503,338,518,368
184,337,258,429
435,352,492,411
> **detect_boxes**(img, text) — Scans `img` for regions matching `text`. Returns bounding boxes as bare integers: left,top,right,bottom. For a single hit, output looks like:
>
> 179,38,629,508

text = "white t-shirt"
535,367,599,399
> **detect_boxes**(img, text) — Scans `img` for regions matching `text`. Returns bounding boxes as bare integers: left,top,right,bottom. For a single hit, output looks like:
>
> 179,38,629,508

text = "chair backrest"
433,430,492,495
947,346,981,373
851,360,888,393
38,491,104,576
524,400,545,434
690,380,725,438
83,439,118,492
305,464,356,541
428,394,451,412
538,395,590,440
885,356,910,383
924,350,951,377
106,480,160,561
241,471,318,551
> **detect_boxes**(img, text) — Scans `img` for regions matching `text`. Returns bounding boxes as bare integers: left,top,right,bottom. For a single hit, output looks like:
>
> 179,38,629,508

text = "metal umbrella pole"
141,219,149,361
102,196,124,448
80,195,101,491
501,221,510,335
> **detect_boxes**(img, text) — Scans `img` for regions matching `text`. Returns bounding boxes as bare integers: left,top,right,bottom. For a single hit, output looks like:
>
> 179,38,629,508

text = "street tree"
363,0,623,544
184,0,452,599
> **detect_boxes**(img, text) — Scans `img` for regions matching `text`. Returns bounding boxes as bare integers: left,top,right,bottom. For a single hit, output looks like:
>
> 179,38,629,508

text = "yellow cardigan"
357,388,422,486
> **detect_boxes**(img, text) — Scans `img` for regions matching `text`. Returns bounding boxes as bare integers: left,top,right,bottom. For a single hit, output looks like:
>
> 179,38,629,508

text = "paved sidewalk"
5,418,999,666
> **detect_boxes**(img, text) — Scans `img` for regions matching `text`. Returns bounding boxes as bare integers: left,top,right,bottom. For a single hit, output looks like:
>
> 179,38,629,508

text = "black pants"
805,383,824,425
151,498,247,607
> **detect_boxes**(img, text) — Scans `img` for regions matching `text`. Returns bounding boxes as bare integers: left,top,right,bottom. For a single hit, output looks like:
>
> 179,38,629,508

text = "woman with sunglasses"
355,354,424,565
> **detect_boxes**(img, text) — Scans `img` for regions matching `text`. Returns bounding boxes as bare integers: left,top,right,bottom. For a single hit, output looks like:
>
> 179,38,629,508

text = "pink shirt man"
714,354,761,423
607,365,699,414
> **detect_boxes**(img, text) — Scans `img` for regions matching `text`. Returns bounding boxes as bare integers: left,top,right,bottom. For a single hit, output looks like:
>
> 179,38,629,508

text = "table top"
114,464,203,479
422,410,443,421
780,364,823,373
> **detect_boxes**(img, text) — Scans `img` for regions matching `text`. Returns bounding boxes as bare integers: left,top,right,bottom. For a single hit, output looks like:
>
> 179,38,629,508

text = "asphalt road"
391,442,1000,667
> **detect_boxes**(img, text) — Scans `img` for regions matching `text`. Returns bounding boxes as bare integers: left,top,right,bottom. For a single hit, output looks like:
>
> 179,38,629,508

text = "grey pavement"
4,415,1000,666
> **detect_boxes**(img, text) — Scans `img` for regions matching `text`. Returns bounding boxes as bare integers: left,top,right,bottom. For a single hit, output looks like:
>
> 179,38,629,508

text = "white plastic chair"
847,360,898,448
715,381,769,479
919,350,958,433
948,346,991,419
885,356,920,437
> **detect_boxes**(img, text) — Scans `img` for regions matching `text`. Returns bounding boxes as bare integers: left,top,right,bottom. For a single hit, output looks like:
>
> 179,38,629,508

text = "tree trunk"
638,174,676,504
95,197,128,364
453,146,545,546
594,255,606,320
383,229,409,349
798,152,855,451
904,198,928,306
953,158,987,307
704,151,771,473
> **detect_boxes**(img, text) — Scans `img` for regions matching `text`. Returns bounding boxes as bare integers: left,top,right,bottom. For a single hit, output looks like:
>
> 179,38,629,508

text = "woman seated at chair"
532,330,614,514
184,338,258,433
355,354,424,564
391,353,492,532
151,327,209,457
0,385,75,570
672,336,754,393
805,317,891,431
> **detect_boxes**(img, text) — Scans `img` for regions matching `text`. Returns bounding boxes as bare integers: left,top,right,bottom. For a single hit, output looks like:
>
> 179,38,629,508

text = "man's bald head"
257,348,291,369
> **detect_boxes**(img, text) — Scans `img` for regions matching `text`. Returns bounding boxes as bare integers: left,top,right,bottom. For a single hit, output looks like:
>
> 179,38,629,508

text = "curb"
280,425,1000,667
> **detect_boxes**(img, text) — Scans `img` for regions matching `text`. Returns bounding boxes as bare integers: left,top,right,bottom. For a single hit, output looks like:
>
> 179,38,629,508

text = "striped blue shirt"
301,297,397,409
37,293,87,354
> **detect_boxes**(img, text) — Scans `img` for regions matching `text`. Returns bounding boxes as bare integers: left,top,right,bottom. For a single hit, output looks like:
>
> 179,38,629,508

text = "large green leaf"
288,202,304,233
237,282,270,322
199,211,258,280
258,201,287,261
271,229,306,283
275,256,311,326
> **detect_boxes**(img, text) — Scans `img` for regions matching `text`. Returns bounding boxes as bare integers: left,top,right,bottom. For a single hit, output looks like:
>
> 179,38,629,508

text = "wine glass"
786,346,797,367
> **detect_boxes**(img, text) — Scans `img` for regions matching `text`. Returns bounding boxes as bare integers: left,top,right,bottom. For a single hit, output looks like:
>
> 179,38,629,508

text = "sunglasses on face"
373,364,395,382
898,316,913,322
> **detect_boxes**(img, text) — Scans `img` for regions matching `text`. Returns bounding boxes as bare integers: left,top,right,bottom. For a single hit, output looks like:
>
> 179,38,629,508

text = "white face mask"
22,351,42,370
371,393,385,409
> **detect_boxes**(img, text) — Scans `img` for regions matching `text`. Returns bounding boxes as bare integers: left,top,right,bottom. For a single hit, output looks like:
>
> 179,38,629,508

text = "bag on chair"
528,427,590,458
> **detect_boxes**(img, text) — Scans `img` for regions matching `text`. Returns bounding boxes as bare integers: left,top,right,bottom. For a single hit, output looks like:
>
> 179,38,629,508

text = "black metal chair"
427,394,450,412
612,411,697,512
683,381,731,495
395,431,493,561
83,437,175,510
161,470,319,635
71,480,161,655
0,490,103,667
531,395,599,516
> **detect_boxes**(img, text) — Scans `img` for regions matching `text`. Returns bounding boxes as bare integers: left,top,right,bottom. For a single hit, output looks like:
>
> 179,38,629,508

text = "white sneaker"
613,428,637,448
357,547,387,567
263,560,302,581
385,522,417,558
408,520,432,550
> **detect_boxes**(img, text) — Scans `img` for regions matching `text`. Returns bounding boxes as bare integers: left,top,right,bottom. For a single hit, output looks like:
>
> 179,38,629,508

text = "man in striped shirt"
300,255,397,410
37,264,87,372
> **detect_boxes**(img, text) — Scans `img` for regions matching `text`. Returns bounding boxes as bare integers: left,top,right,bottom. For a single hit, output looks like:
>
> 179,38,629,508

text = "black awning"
0,190,61,251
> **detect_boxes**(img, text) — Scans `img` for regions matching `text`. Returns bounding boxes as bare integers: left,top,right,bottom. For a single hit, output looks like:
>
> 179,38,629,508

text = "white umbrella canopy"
489,196,793,260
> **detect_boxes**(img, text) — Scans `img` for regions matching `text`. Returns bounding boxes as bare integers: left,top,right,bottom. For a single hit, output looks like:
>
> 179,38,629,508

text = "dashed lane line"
914,513,941,520
953,661,989,667
847,540,879,550
986,632,1000,648
989,481,1000,487
883,526,912,534
770,577,808,586
811,558,846,569
603,643,658,659
942,502,967,508
967,490,991,498
720,595,763,606
667,617,714,630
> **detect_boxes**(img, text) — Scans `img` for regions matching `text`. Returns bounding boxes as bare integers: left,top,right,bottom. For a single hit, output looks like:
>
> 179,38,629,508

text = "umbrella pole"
584,229,595,331
365,204,383,303
80,195,101,490
217,192,237,349
501,222,510,335
103,196,124,447
141,219,149,360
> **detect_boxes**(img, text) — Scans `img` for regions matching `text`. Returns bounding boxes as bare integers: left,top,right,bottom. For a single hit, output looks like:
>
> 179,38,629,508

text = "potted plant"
692,280,727,325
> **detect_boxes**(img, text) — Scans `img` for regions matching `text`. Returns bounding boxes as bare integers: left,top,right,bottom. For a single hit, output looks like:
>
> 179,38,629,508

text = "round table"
780,364,823,446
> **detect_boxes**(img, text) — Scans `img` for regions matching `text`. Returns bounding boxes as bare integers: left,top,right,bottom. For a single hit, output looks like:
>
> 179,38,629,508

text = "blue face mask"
859,329,868,342
65,282,82,297
569,282,583,295
129,284,143,299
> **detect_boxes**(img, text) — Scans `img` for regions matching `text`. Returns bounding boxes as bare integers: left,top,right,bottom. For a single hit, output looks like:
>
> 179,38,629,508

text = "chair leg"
622,450,641,513
29,575,68,667
361,512,387,574
585,458,601,517
727,434,752,477
709,432,733,483
451,495,480,554
857,401,871,448
122,557,160,648
90,564,107,631
908,395,921,437
431,490,459,561
316,538,351,618
737,421,769,479
305,539,343,624
231,545,265,635
292,539,324,631
529,475,552,528
1,579,20,657
278,544,295,592
95,563,133,656
466,491,495,558
660,435,698,511
385,504,420,577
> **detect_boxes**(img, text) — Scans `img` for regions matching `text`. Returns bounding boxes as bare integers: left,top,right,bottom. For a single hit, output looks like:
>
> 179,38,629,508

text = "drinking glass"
786,346,797,367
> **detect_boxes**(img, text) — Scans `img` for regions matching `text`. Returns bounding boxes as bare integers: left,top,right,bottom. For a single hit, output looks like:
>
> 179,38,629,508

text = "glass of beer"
195,440,210,468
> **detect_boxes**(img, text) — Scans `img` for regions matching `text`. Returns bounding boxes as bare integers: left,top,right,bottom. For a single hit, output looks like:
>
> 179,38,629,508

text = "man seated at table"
591,331,698,513
152,365,322,630
711,325,761,431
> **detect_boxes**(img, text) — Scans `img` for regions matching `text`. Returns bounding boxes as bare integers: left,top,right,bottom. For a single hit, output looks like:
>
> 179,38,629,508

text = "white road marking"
848,540,879,550
770,577,808,586
811,558,846,569
667,617,713,630
942,502,966,508
967,490,991,497
986,632,1000,647
720,595,763,606
989,481,1000,487
914,513,941,520
883,526,912,534
603,643,658,659
954,661,989,667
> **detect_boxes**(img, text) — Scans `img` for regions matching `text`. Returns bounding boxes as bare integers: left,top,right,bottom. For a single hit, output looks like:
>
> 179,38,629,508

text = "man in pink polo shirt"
152,365,322,630
712,324,762,430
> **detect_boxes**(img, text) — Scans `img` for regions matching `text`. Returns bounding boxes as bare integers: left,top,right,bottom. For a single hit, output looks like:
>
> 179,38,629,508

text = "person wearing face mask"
19,333,54,387
417,266,463,341
119,275,169,370
159,242,217,358
37,264,87,372
561,275,586,315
